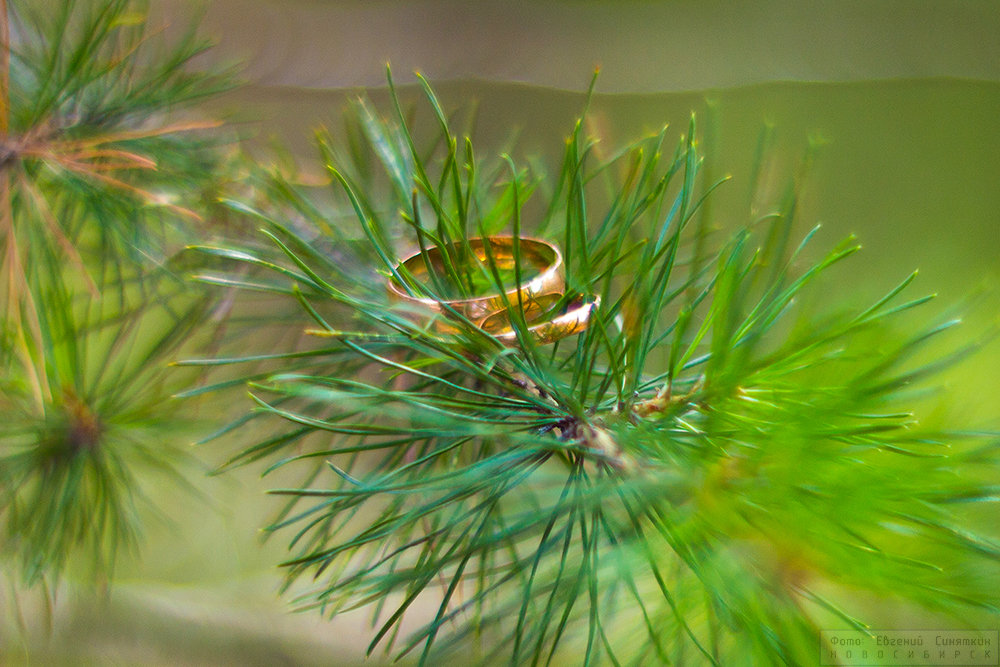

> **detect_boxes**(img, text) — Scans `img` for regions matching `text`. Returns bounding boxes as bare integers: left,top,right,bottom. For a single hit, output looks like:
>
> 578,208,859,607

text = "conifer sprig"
0,263,212,584
189,73,1000,665
0,0,234,585
2,0,234,331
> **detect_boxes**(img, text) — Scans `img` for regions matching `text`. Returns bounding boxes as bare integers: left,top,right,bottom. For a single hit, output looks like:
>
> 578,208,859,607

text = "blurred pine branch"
0,0,235,586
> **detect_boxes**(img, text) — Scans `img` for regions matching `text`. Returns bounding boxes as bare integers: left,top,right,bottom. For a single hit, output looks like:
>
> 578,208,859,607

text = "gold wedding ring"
387,236,595,345
388,237,564,324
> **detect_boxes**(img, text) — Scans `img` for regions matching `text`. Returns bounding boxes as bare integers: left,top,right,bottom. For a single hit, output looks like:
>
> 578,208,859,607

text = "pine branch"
192,72,1000,664
0,0,235,586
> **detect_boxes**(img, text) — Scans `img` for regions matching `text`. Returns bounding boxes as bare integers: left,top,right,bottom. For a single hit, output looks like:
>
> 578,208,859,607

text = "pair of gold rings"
387,237,597,345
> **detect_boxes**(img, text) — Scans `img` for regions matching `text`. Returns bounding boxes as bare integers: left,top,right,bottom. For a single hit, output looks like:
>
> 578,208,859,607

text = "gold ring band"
387,236,595,345
490,295,600,346
387,237,565,327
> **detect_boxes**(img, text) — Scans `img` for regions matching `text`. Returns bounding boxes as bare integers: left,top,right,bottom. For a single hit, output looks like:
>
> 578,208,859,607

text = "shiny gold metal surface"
388,236,596,345
387,237,565,327
490,295,600,346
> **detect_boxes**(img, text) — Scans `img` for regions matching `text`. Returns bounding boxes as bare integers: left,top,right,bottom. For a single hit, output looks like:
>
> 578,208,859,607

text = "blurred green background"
4,1,998,664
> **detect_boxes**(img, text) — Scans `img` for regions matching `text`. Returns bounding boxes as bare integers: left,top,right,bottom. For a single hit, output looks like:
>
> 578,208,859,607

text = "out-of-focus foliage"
0,0,234,585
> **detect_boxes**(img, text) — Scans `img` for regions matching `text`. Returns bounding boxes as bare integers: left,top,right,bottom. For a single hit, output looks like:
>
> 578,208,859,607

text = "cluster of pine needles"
183,70,1000,665
0,0,232,587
